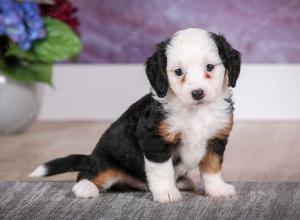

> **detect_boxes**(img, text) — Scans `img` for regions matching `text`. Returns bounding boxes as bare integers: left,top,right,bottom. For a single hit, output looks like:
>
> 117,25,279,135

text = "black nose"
191,89,205,100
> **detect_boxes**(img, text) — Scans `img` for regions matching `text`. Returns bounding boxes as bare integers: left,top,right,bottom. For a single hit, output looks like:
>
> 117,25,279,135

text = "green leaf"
0,17,81,85
0,60,52,85
4,18,82,63
5,46,37,61
32,17,82,62
0,59,6,70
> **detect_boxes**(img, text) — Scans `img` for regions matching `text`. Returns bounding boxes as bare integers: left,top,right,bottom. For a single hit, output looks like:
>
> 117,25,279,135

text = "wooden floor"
0,121,299,182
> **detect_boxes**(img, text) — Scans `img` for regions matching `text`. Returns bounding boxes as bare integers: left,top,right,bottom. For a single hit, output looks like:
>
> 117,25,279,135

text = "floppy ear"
145,39,170,98
210,33,241,88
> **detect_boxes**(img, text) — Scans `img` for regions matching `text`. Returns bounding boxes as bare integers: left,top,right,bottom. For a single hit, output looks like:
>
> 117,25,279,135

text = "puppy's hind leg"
73,168,145,198
72,169,119,199
72,172,100,199
72,179,100,199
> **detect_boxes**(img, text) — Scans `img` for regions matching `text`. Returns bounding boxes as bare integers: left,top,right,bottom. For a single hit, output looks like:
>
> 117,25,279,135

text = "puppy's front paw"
153,187,183,203
205,183,236,197
72,179,99,198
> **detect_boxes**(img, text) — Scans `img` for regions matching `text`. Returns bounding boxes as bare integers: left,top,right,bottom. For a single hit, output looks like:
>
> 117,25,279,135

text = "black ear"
145,39,170,98
210,33,241,88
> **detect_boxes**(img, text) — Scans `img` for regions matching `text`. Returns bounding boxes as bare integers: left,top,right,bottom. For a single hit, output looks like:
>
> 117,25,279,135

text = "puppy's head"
145,28,241,106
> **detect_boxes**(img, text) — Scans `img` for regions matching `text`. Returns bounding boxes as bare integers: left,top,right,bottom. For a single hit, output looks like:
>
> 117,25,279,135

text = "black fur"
44,155,94,176
39,30,238,191
206,137,228,163
206,96,234,164
225,94,235,112
172,152,182,166
43,94,172,182
210,33,241,87
145,39,170,98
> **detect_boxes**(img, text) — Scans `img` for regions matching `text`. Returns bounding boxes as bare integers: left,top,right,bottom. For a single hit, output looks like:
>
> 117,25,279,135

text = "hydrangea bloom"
0,0,45,50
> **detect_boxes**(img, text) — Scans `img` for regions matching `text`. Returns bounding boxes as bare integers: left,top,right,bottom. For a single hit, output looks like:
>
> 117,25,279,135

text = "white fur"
28,165,48,177
201,173,236,197
72,179,99,198
153,28,234,198
144,157,182,203
160,91,232,179
166,28,226,106
154,29,232,178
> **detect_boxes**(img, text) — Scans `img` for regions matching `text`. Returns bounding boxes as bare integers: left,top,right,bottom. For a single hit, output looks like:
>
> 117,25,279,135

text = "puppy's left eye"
206,64,214,72
174,68,183,76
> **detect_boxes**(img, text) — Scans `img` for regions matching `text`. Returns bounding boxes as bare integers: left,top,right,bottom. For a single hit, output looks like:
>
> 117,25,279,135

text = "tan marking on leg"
92,168,146,190
158,122,181,144
199,114,233,179
199,152,222,174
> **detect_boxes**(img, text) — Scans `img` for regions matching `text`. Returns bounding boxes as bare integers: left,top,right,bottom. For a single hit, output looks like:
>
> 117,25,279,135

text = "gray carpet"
0,182,299,220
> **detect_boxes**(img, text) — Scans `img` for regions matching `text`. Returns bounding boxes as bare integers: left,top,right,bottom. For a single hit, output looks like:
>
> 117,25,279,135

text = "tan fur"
92,168,146,190
181,75,186,84
158,122,181,144
204,72,212,79
199,152,222,173
200,115,233,174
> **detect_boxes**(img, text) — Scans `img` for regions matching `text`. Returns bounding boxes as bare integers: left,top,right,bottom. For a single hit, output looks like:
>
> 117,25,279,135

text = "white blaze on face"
166,28,227,106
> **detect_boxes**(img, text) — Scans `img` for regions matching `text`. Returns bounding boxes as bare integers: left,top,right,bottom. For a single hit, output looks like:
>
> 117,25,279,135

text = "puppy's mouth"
195,98,211,105
195,100,204,105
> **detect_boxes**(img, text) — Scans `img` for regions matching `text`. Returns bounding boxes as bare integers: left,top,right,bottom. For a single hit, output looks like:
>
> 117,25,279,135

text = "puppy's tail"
28,155,94,177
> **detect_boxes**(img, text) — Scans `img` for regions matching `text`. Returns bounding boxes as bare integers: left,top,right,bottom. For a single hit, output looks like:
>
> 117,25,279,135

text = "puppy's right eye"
206,64,215,72
174,68,183,76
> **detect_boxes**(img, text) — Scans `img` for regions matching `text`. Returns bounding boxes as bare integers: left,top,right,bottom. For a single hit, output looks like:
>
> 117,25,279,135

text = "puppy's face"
145,28,241,106
166,29,226,105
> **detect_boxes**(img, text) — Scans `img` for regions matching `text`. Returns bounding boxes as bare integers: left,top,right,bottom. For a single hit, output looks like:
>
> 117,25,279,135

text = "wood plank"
0,121,299,182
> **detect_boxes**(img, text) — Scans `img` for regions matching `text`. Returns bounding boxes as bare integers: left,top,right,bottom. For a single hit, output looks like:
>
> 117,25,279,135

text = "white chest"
165,98,232,177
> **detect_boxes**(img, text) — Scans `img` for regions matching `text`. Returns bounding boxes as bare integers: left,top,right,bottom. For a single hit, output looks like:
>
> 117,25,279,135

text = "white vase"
0,73,41,134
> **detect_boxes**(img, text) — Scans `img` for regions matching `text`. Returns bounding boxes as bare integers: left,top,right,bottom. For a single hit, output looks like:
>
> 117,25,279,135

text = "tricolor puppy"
30,28,241,203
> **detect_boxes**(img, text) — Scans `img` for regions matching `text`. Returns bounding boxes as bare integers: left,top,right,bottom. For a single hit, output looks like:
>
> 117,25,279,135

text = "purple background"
74,0,300,63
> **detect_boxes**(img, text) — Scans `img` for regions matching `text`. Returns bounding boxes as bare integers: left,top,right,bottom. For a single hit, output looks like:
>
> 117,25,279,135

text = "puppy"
29,28,241,203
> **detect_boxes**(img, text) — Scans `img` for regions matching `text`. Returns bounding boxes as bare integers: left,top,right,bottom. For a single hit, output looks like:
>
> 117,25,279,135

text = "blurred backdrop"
37,0,300,122
1,0,300,132
74,0,300,63
1,0,300,196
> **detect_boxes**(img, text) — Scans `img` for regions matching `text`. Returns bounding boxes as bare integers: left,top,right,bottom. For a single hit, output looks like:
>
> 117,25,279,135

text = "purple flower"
0,0,45,50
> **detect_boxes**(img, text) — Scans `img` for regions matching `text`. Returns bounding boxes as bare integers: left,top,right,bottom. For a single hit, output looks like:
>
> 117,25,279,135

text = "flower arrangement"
0,0,82,85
